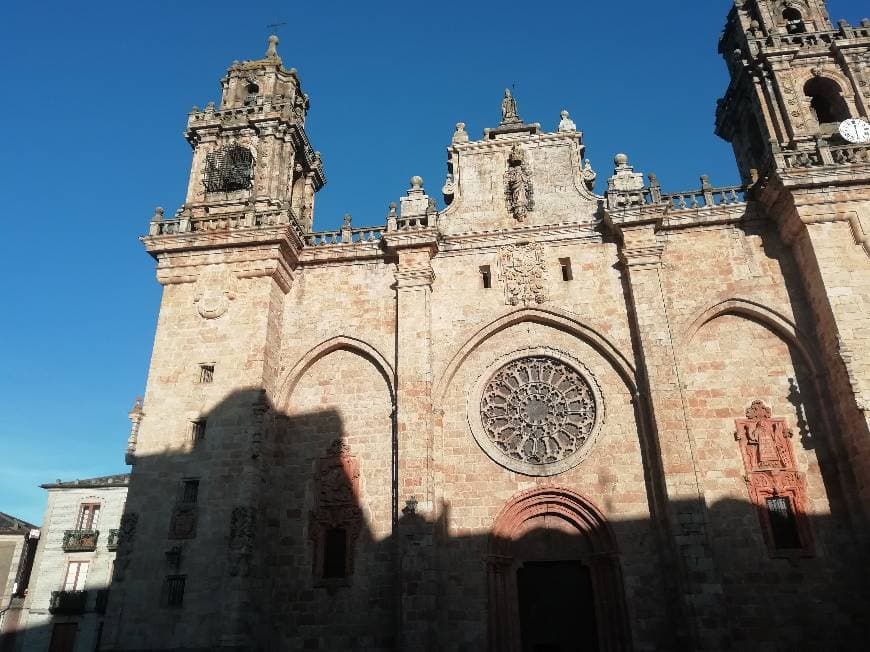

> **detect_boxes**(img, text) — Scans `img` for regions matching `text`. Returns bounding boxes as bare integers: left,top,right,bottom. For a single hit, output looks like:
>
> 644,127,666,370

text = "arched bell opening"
783,7,807,34
803,77,851,129
486,488,631,652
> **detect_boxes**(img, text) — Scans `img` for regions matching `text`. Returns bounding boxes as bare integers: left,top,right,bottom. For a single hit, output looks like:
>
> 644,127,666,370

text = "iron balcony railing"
49,590,88,615
62,529,99,552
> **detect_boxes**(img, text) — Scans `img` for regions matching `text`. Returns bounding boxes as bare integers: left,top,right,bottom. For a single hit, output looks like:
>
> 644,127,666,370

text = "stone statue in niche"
498,242,548,306
735,400,794,471
504,145,534,222
733,400,812,555
501,89,521,125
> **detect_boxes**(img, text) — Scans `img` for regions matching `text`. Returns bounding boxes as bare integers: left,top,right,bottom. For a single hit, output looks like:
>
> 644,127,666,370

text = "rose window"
480,356,597,467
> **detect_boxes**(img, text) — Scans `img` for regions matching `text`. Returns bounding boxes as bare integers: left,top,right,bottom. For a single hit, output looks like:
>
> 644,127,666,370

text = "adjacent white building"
17,475,128,652
0,514,39,651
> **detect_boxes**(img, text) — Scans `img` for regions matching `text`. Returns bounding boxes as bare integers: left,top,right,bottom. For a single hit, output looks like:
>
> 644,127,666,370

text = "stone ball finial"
410,176,424,190
614,153,629,167
561,110,569,119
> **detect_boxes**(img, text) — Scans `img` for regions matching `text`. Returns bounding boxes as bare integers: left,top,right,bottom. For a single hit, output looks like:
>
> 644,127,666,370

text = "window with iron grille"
161,575,186,607
766,497,802,550
181,479,199,504
199,364,214,384
203,145,253,193
191,420,206,444
322,527,348,579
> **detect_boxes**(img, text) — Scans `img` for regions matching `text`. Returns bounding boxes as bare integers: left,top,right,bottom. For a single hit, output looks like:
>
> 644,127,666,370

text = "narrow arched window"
803,77,850,126
244,82,259,106
783,7,806,34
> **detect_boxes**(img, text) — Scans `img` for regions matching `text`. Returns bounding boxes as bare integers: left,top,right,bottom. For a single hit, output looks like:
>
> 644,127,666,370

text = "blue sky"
0,0,865,525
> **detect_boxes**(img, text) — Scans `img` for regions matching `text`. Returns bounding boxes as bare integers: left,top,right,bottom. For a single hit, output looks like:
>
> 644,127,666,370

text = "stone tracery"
480,356,597,467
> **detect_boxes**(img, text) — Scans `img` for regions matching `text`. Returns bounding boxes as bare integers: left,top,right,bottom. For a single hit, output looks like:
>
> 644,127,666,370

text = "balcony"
107,529,120,551
49,590,88,615
62,529,99,552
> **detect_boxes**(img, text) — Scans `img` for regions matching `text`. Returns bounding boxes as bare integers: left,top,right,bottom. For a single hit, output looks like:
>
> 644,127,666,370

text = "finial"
388,202,398,216
410,176,424,190
151,207,165,222
558,110,577,132
614,153,629,167
453,122,469,144
342,213,352,228
266,35,280,59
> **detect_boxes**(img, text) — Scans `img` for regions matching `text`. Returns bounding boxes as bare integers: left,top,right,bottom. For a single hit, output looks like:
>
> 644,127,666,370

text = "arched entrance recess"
487,488,631,652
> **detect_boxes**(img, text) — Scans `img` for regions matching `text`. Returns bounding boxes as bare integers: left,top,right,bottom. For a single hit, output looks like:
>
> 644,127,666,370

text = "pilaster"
384,224,438,652
608,215,731,650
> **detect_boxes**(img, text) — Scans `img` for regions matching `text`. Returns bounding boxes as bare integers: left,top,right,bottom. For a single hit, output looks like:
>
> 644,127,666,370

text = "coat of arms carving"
498,242,548,306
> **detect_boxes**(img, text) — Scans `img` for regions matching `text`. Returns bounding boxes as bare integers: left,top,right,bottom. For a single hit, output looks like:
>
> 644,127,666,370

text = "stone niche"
440,130,599,234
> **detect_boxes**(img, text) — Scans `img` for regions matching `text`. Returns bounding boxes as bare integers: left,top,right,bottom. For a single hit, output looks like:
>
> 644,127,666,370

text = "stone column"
385,217,438,651
612,221,730,650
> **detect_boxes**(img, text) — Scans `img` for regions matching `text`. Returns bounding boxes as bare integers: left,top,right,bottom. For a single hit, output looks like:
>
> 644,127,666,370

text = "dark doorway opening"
517,561,598,652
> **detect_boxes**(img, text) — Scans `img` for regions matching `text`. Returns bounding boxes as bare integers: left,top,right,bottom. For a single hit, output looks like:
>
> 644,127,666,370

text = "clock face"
839,118,870,144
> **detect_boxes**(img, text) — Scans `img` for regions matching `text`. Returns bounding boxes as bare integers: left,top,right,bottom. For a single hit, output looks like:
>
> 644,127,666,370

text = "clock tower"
716,0,870,181
717,1,870,514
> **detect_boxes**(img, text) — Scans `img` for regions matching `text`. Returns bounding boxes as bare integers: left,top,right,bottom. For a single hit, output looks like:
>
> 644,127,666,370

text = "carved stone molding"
734,400,813,556
498,242,548,306
309,440,363,584
193,266,239,319
168,505,198,540
228,506,256,577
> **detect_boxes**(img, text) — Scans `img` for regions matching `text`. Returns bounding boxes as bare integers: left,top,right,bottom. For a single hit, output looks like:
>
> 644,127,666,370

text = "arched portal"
487,488,631,652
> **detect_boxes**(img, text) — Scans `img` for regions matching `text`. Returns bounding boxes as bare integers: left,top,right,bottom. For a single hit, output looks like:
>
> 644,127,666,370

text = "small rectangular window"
199,364,215,384
161,575,186,607
480,265,492,289
559,258,574,282
323,527,348,579
181,479,199,504
766,497,802,550
76,504,100,530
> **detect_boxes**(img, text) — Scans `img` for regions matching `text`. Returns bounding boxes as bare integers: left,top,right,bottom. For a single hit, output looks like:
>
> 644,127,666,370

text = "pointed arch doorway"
486,488,631,652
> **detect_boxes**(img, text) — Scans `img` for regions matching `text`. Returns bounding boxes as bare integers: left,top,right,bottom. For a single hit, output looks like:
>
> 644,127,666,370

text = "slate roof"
0,512,38,534
40,473,131,490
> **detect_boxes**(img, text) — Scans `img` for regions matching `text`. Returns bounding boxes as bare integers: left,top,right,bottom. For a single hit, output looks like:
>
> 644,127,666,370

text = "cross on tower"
267,21,287,35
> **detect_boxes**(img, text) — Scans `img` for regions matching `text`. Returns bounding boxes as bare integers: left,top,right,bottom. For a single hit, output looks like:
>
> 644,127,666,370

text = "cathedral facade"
102,1,870,649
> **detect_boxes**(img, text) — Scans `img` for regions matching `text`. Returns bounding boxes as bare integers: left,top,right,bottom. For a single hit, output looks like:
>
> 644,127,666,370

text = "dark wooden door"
48,623,77,652
517,561,598,652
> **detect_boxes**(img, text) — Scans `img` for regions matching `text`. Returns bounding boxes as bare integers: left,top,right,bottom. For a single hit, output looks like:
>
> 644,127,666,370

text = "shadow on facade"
8,388,869,651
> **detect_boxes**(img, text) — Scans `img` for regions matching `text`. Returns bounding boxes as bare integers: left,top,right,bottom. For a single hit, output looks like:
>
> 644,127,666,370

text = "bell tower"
716,0,870,182
181,35,325,231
